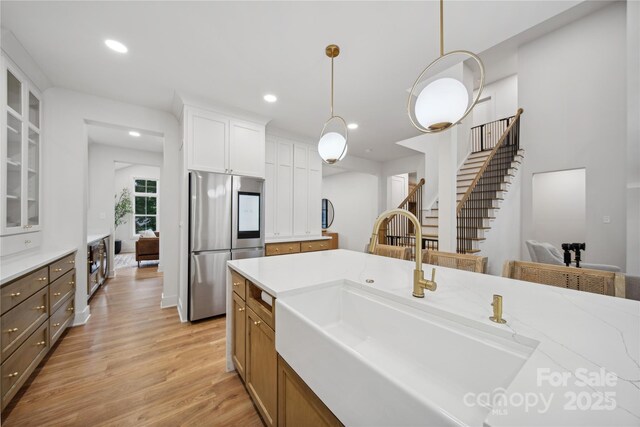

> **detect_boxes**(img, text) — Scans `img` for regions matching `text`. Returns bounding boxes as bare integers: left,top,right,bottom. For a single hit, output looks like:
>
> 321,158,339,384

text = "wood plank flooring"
2,266,263,426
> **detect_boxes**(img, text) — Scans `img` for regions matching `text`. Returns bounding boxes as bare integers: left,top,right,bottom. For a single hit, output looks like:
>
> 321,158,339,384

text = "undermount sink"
276,280,537,426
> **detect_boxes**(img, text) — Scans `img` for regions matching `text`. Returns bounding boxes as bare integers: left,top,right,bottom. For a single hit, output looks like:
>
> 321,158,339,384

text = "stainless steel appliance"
188,172,264,321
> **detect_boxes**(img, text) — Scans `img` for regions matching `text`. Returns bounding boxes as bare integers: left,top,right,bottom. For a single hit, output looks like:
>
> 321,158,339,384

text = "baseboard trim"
161,293,177,308
177,297,187,323
72,305,91,326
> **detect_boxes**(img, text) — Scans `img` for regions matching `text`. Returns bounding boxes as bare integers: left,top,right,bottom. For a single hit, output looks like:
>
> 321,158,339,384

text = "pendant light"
408,0,485,133
318,44,348,164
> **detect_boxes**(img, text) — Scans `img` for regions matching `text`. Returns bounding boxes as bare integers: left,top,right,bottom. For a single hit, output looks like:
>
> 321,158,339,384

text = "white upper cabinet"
185,106,265,178
265,137,293,238
293,145,309,236
1,55,42,237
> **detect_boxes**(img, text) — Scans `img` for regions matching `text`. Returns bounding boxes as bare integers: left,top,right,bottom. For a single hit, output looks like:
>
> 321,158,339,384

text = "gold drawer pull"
7,372,19,378
7,328,18,333
67,307,75,312
53,292,62,296
254,320,261,326
53,323,61,327
53,268,63,272
275,248,279,252
233,282,240,287
238,307,245,312
38,277,47,281
69,281,75,285
10,292,21,297
68,260,75,264
36,341,46,346
34,305,46,310
288,246,293,250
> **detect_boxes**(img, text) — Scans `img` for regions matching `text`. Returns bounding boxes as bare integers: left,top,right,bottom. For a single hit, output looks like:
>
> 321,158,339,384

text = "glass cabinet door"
27,91,40,227
5,69,22,230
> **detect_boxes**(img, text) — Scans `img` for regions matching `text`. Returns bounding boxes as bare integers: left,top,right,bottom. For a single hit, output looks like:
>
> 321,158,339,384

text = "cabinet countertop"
87,233,110,245
265,235,331,244
226,249,640,426
0,247,77,286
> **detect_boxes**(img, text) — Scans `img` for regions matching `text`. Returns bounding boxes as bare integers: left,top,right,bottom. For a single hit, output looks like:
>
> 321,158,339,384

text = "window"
133,179,158,234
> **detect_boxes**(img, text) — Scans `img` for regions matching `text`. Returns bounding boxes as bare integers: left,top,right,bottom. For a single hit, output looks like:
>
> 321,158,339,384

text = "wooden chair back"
422,250,487,273
502,260,625,297
372,244,412,261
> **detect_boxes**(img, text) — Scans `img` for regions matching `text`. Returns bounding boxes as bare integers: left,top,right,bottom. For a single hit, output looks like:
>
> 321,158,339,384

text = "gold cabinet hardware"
67,307,75,312
10,292,21,297
53,268,63,272
34,305,46,310
68,260,75,264
254,320,261,326
52,323,61,327
490,294,507,324
275,248,280,252
36,341,46,346
233,282,240,287
38,277,47,281
53,292,62,296
69,281,75,285
308,245,312,248
288,246,293,250
7,372,19,378
7,328,19,333
238,307,245,312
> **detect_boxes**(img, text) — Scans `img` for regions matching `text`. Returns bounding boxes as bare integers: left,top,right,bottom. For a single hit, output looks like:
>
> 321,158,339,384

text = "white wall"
479,167,522,275
519,2,627,270
322,172,379,251
627,0,640,276
113,163,161,253
42,88,181,326
473,74,519,126
531,168,586,251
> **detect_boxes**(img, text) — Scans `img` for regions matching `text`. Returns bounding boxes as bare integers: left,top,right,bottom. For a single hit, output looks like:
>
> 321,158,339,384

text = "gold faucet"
490,294,507,324
368,208,437,298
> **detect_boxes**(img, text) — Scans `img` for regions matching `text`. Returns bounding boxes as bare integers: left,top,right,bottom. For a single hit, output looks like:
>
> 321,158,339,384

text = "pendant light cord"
440,0,444,56
330,56,334,116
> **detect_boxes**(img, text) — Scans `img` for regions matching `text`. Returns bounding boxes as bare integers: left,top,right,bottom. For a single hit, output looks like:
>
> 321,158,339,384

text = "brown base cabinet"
230,268,343,427
0,251,76,411
265,238,332,257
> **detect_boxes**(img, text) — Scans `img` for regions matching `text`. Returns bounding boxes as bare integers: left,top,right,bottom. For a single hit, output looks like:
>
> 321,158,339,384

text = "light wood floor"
2,266,263,426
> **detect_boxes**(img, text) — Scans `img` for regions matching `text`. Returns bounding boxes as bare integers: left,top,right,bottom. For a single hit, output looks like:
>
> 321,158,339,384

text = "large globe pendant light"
318,44,348,164
408,0,485,133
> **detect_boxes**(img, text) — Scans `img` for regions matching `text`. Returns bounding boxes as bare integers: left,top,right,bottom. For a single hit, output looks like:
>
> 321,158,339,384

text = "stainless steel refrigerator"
188,171,265,321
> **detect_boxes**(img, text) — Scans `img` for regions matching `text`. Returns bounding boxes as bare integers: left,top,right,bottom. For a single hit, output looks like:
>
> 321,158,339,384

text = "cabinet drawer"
1,287,48,362
266,242,300,257
88,270,99,296
49,269,76,313
246,281,275,330
300,240,330,253
49,253,76,282
1,321,48,410
1,267,48,315
230,269,246,300
50,295,75,348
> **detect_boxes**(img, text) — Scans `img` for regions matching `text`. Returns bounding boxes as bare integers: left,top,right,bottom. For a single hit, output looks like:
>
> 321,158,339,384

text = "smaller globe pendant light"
408,0,485,133
318,44,348,164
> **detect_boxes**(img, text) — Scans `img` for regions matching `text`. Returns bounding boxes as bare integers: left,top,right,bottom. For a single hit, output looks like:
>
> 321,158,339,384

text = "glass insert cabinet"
1,56,42,235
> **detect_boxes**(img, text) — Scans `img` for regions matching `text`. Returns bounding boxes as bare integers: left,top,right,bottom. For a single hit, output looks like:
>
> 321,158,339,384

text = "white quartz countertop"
1,247,77,286
227,249,640,426
265,235,331,244
87,233,110,244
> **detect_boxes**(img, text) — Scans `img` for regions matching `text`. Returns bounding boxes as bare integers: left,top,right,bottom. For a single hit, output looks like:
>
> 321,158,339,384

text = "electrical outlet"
603,216,611,224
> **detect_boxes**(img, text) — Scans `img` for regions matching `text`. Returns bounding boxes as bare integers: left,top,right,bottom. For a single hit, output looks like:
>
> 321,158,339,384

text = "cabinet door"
187,107,228,173
232,292,247,381
276,141,293,237
26,89,41,230
292,144,309,236
246,307,277,427
307,150,322,236
229,120,265,178
265,140,277,238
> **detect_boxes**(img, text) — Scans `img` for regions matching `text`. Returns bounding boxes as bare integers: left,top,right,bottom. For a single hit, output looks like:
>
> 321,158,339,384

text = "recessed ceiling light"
263,94,278,103
347,123,359,130
105,39,128,53
129,131,141,137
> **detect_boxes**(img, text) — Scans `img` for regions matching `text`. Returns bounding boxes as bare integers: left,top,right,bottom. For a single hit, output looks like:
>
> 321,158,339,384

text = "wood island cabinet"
230,268,343,427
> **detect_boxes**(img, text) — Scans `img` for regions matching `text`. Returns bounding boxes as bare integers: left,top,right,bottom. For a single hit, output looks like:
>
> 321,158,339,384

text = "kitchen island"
226,249,640,426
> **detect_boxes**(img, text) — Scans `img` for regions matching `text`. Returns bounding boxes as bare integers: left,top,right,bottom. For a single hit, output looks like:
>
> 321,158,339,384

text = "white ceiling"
2,1,585,161
88,124,164,152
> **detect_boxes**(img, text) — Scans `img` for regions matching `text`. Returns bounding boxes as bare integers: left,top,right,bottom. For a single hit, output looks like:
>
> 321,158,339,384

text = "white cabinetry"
184,106,265,178
1,54,42,242
265,137,293,238
265,136,322,240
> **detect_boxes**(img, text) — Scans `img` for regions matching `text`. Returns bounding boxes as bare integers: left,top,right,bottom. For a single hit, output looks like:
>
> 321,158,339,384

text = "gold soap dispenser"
490,294,507,324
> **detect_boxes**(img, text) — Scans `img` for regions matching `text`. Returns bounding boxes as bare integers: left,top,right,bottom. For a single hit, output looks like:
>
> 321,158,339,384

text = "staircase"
423,108,524,253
